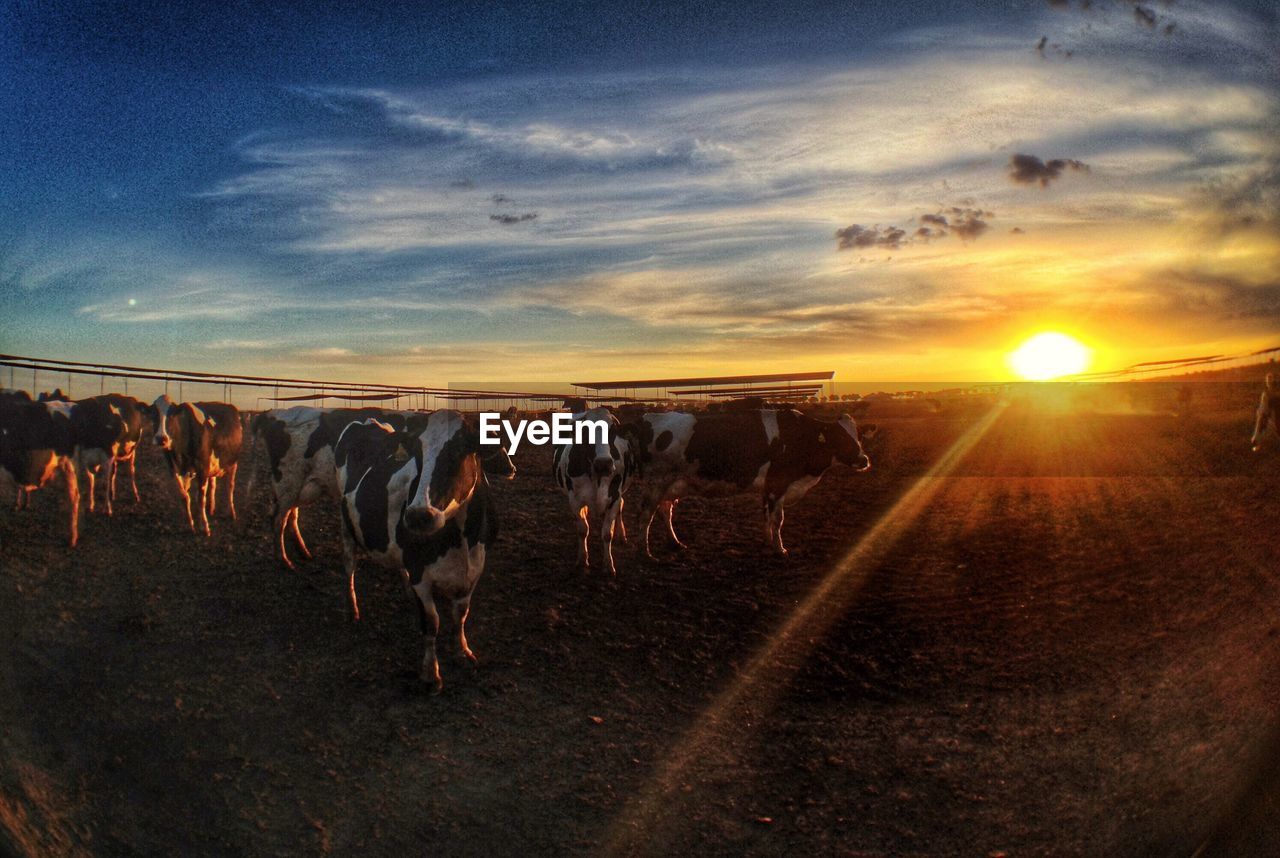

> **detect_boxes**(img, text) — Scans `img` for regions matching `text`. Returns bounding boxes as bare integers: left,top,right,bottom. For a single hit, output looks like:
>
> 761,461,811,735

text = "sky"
3,0,1278,385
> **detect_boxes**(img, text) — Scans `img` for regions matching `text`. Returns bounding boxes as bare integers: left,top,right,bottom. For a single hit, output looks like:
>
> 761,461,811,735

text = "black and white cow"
0,390,80,545
151,394,243,535
551,407,638,574
1251,374,1279,452
70,394,151,515
333,411,498,689
632,409,875,556
249,406,514,571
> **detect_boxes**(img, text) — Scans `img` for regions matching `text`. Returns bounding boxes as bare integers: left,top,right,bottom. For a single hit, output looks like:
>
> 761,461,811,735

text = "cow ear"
207,417,218,429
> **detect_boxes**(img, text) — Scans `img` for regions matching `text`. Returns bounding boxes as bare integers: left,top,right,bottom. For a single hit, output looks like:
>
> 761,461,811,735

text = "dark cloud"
491,194,513,204
1133,5,1156,28
490,213,538,224
837,206,994,251
835,224,906,250
1010,227,1026,234
448,178,475,189
1009,153,1090,187
946,207,991,241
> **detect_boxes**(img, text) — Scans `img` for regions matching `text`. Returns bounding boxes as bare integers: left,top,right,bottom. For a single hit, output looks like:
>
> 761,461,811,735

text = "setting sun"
1008,332,1092,381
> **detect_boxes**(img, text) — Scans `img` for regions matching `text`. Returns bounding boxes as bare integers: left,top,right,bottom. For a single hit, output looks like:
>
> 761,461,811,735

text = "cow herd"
5,372,1277,688
1,388,879,688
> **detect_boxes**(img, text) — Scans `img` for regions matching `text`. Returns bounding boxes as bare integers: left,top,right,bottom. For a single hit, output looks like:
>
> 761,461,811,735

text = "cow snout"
854,454,871,472
153,432,170,449
592,457,614,479
403,506,447,534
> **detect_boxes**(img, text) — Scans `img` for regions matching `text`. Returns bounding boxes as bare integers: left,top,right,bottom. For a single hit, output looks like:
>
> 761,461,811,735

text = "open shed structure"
569,370,835,404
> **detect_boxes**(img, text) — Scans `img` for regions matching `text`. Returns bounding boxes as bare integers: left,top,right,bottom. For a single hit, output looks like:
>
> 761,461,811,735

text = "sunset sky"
4,0,1278,384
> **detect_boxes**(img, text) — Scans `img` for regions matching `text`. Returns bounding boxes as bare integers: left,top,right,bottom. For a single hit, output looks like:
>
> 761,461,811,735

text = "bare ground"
3,404,1280,856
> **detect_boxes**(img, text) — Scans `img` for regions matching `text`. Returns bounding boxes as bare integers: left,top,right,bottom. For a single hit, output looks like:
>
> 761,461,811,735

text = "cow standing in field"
70,394,151,515
332,411,497,689
1251,374,1279,452
152,394,243,535
249,407,514,571
0,390,80,545
632,409,875,556
552,407,638,574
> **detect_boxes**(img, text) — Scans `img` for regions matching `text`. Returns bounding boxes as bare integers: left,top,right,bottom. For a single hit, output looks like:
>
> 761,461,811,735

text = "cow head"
824,413,874,472
151,394,176,448
481,443,517,480
402,410,482,534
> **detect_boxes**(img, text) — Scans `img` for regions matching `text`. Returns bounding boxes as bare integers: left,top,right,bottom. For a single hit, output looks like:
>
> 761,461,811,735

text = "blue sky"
3,0,1277,382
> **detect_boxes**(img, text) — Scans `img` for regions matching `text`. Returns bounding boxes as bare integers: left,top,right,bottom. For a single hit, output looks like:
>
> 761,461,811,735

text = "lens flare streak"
603,403,1007,856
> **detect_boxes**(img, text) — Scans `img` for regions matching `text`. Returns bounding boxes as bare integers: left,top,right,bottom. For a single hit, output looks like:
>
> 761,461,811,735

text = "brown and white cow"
151,394,243,535
632,409,875,556
551,407,638,574
249,406,514,571
333,411,497,689
1251,374,1279,452
0,391,80,545
70,394,151,515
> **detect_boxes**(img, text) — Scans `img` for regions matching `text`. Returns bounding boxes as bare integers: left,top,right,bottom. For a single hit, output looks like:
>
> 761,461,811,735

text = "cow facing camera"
479,412,609,454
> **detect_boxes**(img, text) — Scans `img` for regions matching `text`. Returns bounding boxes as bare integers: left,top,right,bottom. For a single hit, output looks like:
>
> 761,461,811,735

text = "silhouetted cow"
552,406,638,574
250,407,513,570
152,394,243,535
632,409,875,556
0,391,80,545
333,411,498,689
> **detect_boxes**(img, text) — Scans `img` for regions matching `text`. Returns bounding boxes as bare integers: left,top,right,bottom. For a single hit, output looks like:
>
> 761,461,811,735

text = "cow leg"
103,459,115,516
289,509,313,560
274,507,297,571
175,474,195,531
226,463,238,521
412,581,442,689
341,528,361,621
14,487,26,512
601,500,621,576
638,490,664,559
206,476,218,516
84,467,96,514
660,499,686,549
574,503,591,569
452,595,477,664
616,496,629,544
128,455,140,503
765,502,787,555
1253,399,1271,451
61,459,80,548
196,478,212,536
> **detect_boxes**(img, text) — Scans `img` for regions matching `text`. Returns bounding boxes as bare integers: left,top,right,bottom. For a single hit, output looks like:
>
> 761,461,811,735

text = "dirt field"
3,402,1280,856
